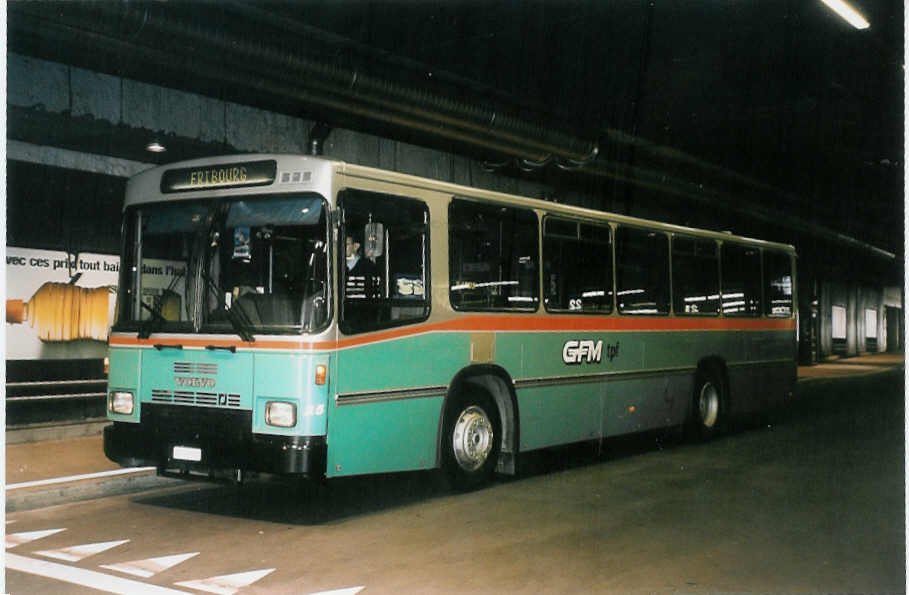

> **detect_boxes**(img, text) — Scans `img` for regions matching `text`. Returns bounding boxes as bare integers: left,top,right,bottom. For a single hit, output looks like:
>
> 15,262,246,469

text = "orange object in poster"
6,282,112,342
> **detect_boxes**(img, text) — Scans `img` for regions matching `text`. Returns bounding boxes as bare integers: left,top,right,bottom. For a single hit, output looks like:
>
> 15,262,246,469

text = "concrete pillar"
819,280,831,357
847,282,858,356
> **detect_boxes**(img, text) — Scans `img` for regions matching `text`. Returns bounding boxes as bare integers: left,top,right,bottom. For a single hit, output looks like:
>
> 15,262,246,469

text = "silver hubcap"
452,405,494,472
698,381,720,428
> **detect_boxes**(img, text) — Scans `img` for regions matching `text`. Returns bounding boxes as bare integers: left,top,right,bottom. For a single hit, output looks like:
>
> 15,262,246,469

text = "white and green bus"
104,154,797,489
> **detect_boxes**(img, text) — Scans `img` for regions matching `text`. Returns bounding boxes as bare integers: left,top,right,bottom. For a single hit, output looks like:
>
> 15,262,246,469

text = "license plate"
172,446,202,462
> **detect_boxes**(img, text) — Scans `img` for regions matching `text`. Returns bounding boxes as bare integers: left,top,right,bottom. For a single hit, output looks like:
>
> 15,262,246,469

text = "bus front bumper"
104,406,326,477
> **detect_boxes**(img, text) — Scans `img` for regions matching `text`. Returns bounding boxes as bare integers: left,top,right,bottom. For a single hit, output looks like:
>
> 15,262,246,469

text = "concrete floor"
6,365,905,593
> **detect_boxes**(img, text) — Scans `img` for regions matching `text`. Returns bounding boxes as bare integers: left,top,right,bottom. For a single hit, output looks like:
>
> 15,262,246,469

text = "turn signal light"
315,364,327,386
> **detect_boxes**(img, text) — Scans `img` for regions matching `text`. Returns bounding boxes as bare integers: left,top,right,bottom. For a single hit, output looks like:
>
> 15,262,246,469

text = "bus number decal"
303,404,326,417
562,340,619,365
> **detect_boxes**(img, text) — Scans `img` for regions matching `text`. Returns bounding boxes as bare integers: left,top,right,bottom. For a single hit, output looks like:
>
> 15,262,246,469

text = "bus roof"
126,153,796,254
338,161,796,254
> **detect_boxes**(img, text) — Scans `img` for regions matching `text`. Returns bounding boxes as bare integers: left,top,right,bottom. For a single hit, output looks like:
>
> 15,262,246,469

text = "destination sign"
161,160,277,193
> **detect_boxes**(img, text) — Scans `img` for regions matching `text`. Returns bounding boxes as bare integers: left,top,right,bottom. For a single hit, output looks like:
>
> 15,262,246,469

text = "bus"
104,154,797,490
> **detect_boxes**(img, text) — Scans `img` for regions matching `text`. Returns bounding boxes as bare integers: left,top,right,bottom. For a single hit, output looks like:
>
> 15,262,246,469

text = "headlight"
265,401,297,428
109,391,134,415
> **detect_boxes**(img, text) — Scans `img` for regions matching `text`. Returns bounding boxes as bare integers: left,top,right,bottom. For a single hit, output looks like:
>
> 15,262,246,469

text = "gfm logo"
562,340,620,365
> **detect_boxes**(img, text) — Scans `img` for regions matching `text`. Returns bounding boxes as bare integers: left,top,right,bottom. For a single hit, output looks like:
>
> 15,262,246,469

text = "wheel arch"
437,364,520,475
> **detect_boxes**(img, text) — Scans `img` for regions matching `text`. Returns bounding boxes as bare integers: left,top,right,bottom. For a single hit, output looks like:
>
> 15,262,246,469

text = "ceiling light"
145,140,167,153
820,0,870,29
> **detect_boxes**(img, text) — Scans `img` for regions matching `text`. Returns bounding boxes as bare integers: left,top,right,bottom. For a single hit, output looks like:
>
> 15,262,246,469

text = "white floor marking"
7,552,192,594
174,568,275,594
101,552,200,578
7,467,156,490
36,538,130,562
6,528,66,549
308,588,365,595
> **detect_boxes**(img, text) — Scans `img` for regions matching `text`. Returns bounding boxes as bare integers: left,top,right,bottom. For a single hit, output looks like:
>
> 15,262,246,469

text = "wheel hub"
452,405,494,471
699,381,719,428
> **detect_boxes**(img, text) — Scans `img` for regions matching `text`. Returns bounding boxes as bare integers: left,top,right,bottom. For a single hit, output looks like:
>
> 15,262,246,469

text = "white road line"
36,539,130,562
6,553,192,595
174,568,275,594
101,552,200,578
6,528,66,549
7,467,157,490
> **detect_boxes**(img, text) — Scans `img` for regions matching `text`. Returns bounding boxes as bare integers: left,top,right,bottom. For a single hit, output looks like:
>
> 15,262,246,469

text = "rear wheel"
690,366,726,440
441,392,500,491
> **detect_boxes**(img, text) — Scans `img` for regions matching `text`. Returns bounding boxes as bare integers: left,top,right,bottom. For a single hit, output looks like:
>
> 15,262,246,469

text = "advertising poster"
5,247,183,360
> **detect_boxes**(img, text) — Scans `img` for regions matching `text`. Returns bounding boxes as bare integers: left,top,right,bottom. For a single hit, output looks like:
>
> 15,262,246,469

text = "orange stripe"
110,315,795,352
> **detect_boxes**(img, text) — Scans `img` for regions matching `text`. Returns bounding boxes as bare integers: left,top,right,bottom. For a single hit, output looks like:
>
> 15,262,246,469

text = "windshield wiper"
200,271,256,343
138,301,167,339
154,343,184,351
196,202,256,343
136,267,186,339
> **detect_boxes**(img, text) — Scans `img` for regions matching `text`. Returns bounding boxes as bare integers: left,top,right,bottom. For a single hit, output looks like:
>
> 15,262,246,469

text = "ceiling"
7,1,905,268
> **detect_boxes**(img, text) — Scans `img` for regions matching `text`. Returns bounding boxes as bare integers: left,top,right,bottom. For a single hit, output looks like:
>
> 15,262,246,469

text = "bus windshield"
115,193,330,336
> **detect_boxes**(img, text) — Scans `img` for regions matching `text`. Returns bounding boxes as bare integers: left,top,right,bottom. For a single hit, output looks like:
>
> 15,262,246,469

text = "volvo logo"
175,376,216,388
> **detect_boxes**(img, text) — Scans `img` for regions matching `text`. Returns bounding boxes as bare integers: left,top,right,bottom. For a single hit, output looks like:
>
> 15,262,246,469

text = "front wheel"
441,392,500,491
690,366,726,441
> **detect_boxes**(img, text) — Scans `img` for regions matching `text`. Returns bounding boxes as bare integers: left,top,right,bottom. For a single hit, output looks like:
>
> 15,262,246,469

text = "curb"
796,364,903,385
6,470,184,512
6,419,110,445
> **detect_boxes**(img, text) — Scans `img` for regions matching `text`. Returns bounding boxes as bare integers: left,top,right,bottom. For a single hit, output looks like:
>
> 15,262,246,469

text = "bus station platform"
6,352,904,511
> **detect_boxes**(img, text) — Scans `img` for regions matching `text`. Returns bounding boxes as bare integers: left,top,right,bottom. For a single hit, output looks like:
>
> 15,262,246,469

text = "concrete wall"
8,52,551,202
819,280,893,357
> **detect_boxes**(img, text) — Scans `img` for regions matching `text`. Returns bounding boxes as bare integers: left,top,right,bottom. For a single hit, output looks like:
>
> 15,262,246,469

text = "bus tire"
441,391,501,491
690,365,726,441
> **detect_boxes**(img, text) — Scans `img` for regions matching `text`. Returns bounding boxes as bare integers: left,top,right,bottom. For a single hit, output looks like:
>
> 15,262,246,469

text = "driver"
345,234,379,299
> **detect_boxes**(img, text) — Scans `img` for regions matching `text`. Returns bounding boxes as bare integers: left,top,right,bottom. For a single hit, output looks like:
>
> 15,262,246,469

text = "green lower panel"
335,333,469,395
601,374,691,436
326,396,443,477
518,384,603,451
323,326,793,476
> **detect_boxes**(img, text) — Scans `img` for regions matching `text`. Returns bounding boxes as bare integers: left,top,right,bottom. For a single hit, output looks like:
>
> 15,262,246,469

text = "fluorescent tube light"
820,0,870,29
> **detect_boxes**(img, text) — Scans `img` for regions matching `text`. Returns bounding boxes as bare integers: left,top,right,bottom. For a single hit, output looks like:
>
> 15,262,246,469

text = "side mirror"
364,222,384,258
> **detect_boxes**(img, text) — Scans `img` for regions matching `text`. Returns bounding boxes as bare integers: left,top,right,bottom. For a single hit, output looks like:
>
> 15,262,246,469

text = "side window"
721,243,761,316
615,226,670,315
339,189,429,334
449,199,539,311
763,250,793,317
672,235,719,315
543,217,612,313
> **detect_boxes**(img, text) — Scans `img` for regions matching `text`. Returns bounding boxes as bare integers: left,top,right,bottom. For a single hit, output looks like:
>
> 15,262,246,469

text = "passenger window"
721,243,761,316
339,190,429,334
615,226,670,315
543,217,612,313
672,236,719,315
449,199,539,311
763,250,793,317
